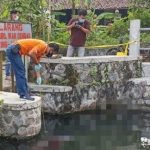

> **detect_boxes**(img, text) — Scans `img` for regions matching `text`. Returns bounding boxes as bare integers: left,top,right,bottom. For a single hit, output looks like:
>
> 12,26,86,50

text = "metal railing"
140,27,150,51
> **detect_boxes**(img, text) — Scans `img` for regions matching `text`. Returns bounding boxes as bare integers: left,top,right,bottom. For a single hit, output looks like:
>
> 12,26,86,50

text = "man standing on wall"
66,9,90,57
5,9,20,80
6,39,59,101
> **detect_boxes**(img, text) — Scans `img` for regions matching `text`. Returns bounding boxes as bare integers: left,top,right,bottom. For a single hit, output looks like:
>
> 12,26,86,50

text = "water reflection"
0,109,150,150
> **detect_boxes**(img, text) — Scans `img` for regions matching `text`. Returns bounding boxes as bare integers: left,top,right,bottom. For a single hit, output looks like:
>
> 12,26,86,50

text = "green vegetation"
0,99,4,105
0,0,149,48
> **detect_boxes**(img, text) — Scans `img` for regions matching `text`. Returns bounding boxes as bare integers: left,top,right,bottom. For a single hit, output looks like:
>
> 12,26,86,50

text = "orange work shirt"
15,39,48,60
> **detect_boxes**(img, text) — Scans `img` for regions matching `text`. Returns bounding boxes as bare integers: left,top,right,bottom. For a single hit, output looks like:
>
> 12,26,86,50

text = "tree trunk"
71,0,75,16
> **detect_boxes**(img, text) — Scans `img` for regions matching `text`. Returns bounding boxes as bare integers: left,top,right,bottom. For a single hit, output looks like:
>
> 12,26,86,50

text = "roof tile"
51,0,128,10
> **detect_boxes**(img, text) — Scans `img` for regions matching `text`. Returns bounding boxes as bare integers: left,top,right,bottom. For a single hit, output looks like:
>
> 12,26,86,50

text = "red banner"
0,22,32,51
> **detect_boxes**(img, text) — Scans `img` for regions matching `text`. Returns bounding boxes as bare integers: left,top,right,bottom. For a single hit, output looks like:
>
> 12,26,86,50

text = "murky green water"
0,109,150,150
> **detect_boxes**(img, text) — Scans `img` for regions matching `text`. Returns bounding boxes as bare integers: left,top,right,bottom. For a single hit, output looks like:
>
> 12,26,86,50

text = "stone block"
0,91,41,139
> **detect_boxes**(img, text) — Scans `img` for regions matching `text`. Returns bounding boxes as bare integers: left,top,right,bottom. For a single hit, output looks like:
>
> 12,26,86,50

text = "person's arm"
67,19,75,30
28,48,42,85
80,20,90,34
28,51,39,65
80,26,90,34
67,23,75,30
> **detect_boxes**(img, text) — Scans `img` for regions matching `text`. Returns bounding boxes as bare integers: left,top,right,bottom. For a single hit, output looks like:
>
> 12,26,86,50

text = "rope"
49,40,136,49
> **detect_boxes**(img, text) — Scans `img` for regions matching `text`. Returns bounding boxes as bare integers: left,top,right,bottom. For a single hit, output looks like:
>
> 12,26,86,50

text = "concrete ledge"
0,92,42,139
129,77,150,85
29,84,72,93
142,62,150,77
119,77,150,101
0,92,41,110
29,84,73,114
41,56,141,64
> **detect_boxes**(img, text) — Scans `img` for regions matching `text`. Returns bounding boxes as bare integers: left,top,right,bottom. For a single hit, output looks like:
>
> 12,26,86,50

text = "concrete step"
129,77,150,85
125,77,150,100
142,62,150,77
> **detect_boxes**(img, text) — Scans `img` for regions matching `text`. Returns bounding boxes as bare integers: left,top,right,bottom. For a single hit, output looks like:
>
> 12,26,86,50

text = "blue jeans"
6,44,29,97
5,56,11,76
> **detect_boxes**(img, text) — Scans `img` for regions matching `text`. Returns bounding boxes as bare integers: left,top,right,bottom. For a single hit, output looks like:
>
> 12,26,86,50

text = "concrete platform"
120,77,150,101
29,84,73,114
0,91,42,139
0,91,41,108
41,55,141,64
29,83,72,92
142,62,150,77
129,77,150,85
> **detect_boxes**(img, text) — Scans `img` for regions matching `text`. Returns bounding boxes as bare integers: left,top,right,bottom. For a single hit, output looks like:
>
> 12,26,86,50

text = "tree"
128,0,150,27
129,0,150,8
0,0,54,41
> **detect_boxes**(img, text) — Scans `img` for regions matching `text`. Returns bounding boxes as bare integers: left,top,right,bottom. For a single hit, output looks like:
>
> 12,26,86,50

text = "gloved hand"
34,64,42,72
36,77,42,85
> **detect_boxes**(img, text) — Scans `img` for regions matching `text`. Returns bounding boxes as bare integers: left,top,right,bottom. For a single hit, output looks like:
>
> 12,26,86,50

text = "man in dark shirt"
66,9,90,57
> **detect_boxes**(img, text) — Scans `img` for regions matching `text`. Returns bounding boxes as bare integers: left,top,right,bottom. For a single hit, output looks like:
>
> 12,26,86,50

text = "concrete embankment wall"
28,56,146,114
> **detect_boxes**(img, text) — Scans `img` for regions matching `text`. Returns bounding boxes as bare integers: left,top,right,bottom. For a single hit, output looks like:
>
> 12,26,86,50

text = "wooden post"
71,0,76,16
0,51,3,91
129,19,141,56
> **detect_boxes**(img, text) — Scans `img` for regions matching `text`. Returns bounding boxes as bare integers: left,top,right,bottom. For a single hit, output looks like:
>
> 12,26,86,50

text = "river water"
0,109,150,150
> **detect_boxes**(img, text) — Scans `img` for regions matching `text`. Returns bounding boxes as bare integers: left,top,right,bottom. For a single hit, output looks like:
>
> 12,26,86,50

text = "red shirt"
68,18,90,47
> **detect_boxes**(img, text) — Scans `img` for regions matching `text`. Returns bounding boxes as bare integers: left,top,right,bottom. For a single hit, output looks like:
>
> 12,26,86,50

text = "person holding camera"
66,9,90,57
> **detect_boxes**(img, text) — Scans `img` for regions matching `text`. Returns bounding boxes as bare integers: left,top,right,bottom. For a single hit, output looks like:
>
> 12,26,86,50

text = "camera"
74,20,85,28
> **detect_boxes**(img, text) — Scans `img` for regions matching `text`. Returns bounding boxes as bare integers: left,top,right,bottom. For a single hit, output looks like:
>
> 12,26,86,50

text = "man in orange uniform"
6,39,59,101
